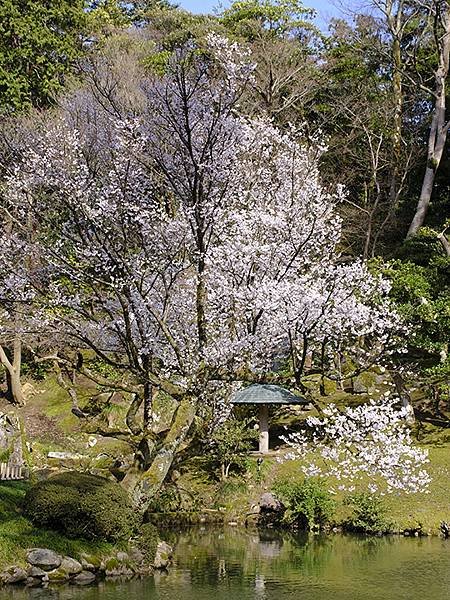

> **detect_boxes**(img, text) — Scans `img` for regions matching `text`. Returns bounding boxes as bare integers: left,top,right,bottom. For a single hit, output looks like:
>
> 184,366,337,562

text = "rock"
27,566,47,578
128,547,145,566
101,556,134,577
27,548,62,571
80,559,96,572
72,571,96,585
258,492,285,527
259,492,283,512
32,468,59,481
46,567,69,582
0,566,28,584
353,380,368,394
154,541,173,570
101,556,119,574
47,451,82,460
60,557,82,575
116,551,129,563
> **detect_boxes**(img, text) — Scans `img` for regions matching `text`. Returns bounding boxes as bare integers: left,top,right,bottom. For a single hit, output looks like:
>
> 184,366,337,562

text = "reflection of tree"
169,527,422,590
257,529,284,558
218,558,226,579
172,527,331,583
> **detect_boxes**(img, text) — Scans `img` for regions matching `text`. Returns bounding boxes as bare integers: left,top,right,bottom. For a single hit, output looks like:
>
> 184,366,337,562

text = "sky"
176,0,353,30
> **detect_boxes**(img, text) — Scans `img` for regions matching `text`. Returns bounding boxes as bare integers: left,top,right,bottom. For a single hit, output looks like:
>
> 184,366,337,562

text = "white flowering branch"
281,398,431,495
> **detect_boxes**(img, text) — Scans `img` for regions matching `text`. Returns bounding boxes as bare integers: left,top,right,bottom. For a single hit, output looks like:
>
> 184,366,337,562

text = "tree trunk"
388,17,403,210
121,397,197,514
391,371,415,424
407,3,450,238
0,338,25,406
437,228,450,256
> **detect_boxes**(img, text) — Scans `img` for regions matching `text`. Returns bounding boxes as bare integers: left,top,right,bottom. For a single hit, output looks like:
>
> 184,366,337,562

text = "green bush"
209,417,258,480
24,471,138,542
135,523,159,563
344,493,392,534
273,478,335,530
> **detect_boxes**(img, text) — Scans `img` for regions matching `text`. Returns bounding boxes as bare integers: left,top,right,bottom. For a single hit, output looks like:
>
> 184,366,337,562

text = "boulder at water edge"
27,548,62,571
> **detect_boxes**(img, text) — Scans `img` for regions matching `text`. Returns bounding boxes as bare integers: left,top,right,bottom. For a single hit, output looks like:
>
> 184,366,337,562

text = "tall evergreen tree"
0,0,88,113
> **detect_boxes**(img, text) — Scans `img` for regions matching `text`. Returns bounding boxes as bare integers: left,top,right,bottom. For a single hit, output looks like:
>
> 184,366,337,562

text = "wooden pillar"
259,404,269,453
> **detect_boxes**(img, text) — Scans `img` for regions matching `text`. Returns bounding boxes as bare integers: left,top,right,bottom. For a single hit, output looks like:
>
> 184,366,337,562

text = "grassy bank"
0,481,119,570
0,443,449,572
1,373,449,556
159,439,450,535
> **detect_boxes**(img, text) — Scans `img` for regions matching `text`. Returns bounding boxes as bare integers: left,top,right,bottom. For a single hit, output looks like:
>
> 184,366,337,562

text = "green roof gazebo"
231,384,308,453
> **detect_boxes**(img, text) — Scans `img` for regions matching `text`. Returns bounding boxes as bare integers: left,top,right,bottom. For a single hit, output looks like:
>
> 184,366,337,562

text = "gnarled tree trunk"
0,338,25,407
121,397,197,514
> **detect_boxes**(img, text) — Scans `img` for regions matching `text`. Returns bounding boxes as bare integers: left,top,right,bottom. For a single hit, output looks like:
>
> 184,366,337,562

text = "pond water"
2,528,450,600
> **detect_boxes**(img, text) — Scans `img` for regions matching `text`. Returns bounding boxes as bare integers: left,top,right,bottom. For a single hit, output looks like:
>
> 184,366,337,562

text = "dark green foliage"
0,482,117,569
125,0,175,20
135,522,159,563
377,235,450,379
87,0,130,31
209,417,258,479
24,471,138,542
344,493,392,534
0,481,28,522
132,1,215,49
0,0,89,112
220,0,315,40
273,478,335,530
147,484,187,512
397,228,446,266
143,50,173,75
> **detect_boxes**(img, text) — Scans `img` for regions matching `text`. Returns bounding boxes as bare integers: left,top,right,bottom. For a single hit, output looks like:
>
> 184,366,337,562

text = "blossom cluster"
281,397,431,495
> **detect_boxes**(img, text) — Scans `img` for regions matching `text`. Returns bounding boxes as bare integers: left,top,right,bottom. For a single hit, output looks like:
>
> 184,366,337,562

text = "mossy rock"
47,567,69,582
104,557,120,571
80,553,102,570
23,471,138,542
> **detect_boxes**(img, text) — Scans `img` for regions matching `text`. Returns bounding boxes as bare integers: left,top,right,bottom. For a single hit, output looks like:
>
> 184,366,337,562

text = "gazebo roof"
231,384,307,405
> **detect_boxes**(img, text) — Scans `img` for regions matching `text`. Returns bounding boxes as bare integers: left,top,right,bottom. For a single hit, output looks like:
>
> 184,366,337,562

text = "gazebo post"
231,384,307,454
259,404,269,453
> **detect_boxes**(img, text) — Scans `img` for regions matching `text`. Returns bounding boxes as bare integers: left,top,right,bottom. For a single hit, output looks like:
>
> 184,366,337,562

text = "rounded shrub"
344,493,392,534
273,478,335,531
24,471,138,541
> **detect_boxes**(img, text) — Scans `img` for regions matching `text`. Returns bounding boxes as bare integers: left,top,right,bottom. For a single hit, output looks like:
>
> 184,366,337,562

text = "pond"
2,528,450,600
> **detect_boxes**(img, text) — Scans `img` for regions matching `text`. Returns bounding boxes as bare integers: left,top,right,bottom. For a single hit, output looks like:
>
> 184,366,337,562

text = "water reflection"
2,530,450,600
253,530,283,558
254,573,267,600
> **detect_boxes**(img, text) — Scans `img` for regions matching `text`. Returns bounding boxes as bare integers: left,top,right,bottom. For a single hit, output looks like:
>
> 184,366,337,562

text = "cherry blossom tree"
0,34,404,511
